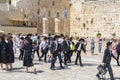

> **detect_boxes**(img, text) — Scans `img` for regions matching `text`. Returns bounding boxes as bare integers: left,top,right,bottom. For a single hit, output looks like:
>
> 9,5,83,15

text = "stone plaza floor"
0,42,120,80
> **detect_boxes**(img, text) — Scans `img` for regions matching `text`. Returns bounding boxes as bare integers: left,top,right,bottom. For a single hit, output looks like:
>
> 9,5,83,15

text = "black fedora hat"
106,41,112,47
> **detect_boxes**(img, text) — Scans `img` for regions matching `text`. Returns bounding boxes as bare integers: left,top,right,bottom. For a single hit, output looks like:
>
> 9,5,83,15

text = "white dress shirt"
39,41,47,50
77,43,82,51
55,41,58,51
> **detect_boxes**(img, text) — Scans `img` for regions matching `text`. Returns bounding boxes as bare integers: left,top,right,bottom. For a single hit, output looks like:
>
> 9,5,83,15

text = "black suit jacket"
102,48,117,64
50,41,61,54
75,42,86,53
62,40,70,53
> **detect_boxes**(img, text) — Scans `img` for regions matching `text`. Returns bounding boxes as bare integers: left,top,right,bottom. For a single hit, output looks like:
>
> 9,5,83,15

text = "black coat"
0,41,2,63
7,41,15,63
62,40,70,53
75,42,86,53
22,42,33,67
102,48,117,64
0,41,9,64
50,41,61,54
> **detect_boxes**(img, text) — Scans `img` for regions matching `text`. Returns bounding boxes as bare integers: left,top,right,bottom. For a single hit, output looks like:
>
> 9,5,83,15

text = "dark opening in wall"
57,12,59,18
52,1,55,6
9,0,11,5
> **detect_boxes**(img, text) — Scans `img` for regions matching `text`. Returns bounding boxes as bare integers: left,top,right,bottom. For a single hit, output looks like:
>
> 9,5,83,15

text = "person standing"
50,36,64,70
90,39,95,55
22,36,36,73
75,38,86,67
98,39,102,53
83,38,87,51
96,41,119,80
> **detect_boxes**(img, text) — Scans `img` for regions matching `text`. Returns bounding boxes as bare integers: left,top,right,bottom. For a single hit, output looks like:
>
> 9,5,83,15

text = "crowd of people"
0,33,120,79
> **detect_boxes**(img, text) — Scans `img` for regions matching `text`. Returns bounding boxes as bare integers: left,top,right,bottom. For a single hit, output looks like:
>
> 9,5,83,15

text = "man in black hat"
62,36,71,65
50,36,64,70
75,38,86,67
96,41,119,80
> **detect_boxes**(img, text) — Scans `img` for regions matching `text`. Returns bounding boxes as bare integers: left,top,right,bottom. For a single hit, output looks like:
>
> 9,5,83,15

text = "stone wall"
70,0,120,38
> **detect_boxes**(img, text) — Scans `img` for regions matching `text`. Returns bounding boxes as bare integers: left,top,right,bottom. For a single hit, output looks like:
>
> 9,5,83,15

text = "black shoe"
75,63,78,65
50,67,55,70
96,74,100,80
60,66,64,69
80,64,84,67
64,63,67,65
67,60,71,63
117,63,120,66
39,58,42,61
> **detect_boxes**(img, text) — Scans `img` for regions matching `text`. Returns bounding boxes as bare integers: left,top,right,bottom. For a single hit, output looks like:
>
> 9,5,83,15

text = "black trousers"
75,51,82,65
19,49,24,60
68,50,73,62
64,51,69,65
33,49,40,60
117,52,120,65
51,51,63,68
91,47,95,54
105,64,114,80
40,50,47,62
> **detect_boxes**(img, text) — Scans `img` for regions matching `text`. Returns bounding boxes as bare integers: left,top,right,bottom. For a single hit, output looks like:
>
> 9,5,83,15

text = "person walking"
39,37,49,62
96,41,119,80
62,36,70,65
5,35,15,70
19,37,25,60
50,36,64,70
33,36,41,61
69,37,75,63
22,36,36,73
0,34,3,70
116,38,120,66
75,38,86,67
0,34,9,71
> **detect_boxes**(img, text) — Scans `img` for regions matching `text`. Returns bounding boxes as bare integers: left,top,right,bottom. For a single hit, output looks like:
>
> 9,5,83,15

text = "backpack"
72,44,76,51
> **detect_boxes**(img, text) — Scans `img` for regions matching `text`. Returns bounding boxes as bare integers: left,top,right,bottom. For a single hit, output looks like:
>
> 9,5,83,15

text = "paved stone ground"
0,42,120,80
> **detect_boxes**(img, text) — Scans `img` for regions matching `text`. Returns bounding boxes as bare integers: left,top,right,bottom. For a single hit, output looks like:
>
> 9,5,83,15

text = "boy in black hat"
75,38,86,67
96,41,119,80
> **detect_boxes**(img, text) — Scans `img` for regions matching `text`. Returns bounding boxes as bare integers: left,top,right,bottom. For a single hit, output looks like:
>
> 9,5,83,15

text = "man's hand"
102,63,106,66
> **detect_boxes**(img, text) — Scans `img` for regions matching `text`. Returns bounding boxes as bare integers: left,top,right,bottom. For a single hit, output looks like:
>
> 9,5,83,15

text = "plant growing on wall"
96,32,101,38
91,18,93,24
83,23,86,29
112,33,116,38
